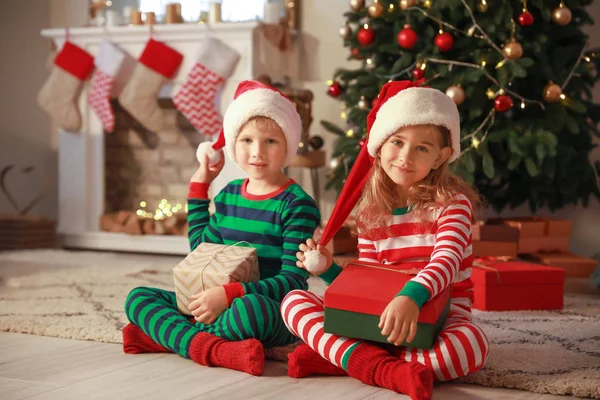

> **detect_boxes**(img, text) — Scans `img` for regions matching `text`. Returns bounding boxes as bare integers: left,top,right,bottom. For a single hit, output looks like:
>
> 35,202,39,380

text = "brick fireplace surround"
41,23,257,255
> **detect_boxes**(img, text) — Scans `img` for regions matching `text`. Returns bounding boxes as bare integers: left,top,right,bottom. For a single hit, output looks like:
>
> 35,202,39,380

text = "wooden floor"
0,332,575,400
0,256,590,399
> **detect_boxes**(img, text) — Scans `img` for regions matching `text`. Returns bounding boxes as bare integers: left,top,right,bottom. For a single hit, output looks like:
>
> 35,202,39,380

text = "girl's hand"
296,238,333,275
191,152,225,184
378,296,420,346
188,286,228,324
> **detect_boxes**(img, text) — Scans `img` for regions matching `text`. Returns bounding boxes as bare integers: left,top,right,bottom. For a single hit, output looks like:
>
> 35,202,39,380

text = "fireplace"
41,23,258,254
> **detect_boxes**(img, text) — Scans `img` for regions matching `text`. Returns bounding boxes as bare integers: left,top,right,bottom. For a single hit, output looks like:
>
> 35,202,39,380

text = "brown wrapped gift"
472,222,520,242
528,252,598,278
489,217,572,237
488,217,546,237
0,214,56,250
518,236,570,254
173,242,259,315
472,240,518,258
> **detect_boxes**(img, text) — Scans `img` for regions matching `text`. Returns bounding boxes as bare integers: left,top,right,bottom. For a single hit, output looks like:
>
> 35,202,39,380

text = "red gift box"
471,259,565,311
324,260,451,349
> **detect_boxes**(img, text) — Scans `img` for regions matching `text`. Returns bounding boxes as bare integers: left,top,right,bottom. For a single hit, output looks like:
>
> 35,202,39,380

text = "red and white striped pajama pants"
281,288,489,381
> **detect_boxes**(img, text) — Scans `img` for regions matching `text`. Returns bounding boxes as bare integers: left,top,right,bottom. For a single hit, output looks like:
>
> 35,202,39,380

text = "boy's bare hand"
191,152,225,184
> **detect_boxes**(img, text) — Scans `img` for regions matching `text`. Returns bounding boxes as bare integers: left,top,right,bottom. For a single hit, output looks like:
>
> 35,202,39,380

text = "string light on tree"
329,157,340,170
552,2,572,25
368,0,385,18
398,24,418,49
399,0,417,9
346,129,355,138
543,81,562,102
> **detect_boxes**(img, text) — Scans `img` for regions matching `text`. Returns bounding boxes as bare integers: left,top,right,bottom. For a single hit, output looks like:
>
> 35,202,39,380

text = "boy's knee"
124,286,153,315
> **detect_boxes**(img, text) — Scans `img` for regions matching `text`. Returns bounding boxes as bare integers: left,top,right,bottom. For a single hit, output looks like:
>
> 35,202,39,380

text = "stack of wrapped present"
469,217,598,311
488,217,597,278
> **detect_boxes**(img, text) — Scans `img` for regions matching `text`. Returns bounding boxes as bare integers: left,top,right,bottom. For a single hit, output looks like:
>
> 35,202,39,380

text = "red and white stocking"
173,37,240,136
37,42,95,132
88,40,125,132
119,39,183,132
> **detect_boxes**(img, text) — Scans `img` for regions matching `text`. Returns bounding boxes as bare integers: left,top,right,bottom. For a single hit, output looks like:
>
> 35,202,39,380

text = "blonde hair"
355,125,482,234
239,116,283,136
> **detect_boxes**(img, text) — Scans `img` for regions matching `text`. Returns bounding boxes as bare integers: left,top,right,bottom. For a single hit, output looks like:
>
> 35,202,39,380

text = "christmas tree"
322,0,600,211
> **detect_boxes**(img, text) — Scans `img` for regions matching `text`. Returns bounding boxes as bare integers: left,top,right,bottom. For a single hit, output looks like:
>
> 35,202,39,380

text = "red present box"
471,259,565,311
324,260,451,349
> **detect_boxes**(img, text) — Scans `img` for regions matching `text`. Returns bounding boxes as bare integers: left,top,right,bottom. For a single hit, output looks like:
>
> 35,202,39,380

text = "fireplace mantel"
41,23,259,255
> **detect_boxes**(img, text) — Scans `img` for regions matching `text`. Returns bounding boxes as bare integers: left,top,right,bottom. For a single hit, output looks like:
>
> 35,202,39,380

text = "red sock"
122,323,171,354
288,344,348,378
189,332,265,376
346,343,433,400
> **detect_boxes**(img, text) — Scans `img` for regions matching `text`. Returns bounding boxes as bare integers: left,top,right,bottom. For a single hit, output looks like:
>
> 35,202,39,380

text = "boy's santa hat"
197,80,301,167
305,80,461,273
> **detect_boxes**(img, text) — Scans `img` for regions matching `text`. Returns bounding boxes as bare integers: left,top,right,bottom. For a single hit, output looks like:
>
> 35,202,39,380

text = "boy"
122,81,320,376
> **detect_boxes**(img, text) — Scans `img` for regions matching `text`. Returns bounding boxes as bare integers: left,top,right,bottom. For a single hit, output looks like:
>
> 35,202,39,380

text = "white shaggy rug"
1,249,599,398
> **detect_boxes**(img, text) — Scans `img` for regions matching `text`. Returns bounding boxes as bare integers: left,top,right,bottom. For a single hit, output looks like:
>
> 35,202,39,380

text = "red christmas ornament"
412,67,424,80
397,25,418,49
357,27,375,46
328,82,343,97
518,11,534,26
434,32,454,52
351,48,363,59
494,95,513,112
371,96,381,108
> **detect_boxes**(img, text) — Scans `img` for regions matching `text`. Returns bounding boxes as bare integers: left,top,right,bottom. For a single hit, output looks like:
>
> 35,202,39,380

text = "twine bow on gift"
472,256,515,284
0,165,50,216
192,241,256,291
350,260,423,276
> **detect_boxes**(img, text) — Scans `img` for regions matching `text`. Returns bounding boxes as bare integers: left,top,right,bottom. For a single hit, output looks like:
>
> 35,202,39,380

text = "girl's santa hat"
305,80,461,273
197,80,302,167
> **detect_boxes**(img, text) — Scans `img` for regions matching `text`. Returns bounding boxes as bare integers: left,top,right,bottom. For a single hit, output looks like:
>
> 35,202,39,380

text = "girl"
122,80,320,376
281,81,489,400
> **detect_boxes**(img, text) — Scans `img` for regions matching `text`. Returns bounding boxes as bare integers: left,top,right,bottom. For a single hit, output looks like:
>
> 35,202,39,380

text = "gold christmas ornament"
399,0,417,9
368,1,385,17
445,85,465,105
358,97,369,109
477,0,488,12
543,82,562,102
339,25,351,39
350,0,365,11
552,3,572,25
503,39,523,60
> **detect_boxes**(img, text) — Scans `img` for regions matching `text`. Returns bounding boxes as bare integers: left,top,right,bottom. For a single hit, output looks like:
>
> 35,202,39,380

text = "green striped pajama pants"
124,286,297,358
